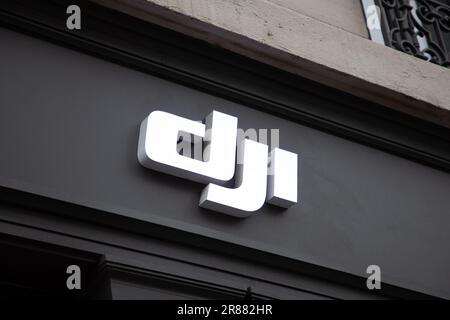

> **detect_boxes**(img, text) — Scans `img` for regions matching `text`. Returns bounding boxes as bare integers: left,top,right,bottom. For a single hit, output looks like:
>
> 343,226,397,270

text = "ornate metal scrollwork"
373,0,450,67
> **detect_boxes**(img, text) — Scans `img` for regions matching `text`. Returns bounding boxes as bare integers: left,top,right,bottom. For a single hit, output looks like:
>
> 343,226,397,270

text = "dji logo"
137,110,298,217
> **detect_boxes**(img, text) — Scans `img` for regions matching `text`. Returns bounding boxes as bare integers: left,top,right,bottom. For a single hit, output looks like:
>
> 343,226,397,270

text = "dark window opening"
0,236,104,299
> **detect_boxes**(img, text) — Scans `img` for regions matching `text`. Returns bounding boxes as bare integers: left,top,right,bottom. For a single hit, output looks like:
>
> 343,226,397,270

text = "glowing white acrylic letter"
266,148,298,208
199,139,268,218
138,110,238,184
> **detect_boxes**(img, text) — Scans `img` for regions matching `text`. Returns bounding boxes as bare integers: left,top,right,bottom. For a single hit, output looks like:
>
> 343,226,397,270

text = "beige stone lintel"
92,0,450,129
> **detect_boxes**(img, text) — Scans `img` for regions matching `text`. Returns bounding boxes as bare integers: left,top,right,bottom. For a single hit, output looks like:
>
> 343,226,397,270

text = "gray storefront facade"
1,0,449,299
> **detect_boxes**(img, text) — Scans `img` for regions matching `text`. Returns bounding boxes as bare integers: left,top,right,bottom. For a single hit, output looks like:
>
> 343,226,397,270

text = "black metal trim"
365,0,450,68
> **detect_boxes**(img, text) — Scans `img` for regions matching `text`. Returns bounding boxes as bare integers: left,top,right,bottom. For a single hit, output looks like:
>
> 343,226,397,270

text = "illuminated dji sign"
137,110,298,218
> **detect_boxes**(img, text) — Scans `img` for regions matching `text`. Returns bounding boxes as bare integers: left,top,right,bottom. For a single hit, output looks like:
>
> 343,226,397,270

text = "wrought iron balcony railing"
362,0,450,68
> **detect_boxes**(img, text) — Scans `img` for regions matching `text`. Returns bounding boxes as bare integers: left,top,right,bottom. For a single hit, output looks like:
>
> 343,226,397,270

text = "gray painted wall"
1,26,449,298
